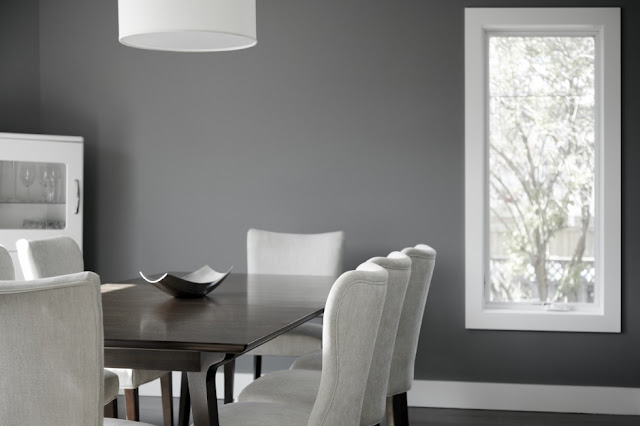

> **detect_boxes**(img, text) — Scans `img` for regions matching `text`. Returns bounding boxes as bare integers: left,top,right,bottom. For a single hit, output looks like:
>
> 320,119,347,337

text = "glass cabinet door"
0,133,83,280
0,133,83,260
0,161,68,230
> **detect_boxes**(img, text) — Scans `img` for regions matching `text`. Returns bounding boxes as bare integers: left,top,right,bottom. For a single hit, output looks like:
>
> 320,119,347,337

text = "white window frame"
465,8,621,332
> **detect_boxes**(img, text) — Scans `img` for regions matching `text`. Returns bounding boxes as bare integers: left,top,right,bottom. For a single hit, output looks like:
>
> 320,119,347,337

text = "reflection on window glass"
488,36,596,304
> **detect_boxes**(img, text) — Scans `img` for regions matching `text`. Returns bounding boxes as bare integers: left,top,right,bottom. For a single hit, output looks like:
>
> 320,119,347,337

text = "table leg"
186,353,228,426
223,359,235,404
187,366,220,426
178,372,191,426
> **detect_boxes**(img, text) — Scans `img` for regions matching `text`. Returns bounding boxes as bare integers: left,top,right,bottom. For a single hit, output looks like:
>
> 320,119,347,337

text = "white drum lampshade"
118,0,257,52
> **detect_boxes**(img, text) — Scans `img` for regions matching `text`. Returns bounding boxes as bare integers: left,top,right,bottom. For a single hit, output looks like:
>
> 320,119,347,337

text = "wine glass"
19,163,36,201
47,165,59,202
38,164,50,202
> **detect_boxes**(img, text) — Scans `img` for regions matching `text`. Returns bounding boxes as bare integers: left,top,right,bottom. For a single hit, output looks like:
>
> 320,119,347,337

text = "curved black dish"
139,265,232,298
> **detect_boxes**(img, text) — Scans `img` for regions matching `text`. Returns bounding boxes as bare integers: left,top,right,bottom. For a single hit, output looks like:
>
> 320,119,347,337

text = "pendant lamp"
118,0,257,52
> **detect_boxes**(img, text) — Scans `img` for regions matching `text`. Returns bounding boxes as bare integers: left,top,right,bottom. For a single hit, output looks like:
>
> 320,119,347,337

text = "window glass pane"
488,35,596,305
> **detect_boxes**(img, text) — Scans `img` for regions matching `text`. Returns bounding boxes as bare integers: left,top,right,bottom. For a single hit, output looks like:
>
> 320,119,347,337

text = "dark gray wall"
0,0,40,133
36,0,639,385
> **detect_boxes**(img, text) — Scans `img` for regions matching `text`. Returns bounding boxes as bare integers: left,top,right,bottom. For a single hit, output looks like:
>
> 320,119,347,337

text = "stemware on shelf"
19,163,36,201
48,164,60,203
38,164,50,202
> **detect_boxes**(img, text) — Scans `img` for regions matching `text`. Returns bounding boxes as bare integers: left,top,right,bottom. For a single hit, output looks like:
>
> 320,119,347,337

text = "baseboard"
134,372,640,416
407,380,640,416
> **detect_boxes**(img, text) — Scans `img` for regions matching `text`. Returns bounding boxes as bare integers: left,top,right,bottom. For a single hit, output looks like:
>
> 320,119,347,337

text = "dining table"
101,272,335,426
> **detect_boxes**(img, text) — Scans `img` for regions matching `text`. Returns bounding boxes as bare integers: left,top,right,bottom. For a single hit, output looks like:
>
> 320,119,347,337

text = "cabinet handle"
74,179,81,214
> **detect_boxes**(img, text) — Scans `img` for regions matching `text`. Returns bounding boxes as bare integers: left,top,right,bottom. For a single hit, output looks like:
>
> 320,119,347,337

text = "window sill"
466,306,620,333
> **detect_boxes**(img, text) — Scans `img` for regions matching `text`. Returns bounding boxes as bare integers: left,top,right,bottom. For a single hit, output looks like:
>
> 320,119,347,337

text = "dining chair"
104,370,121,417
0,270,154,426
216,262,388,425
0,244,15,280
16,236,174,425
287,244,436,426
1,243,120,413
237,252,412,426
385,244,436,426
246,228,345,379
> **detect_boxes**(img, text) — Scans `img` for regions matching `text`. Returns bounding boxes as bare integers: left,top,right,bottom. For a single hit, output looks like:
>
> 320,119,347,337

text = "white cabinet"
0,133,83,279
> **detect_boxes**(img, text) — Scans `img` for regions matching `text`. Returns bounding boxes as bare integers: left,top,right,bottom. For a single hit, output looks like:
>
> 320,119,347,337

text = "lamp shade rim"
119,29,257,52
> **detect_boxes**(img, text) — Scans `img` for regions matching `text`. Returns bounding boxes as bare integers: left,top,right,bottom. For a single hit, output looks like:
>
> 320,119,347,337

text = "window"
465,8,620,332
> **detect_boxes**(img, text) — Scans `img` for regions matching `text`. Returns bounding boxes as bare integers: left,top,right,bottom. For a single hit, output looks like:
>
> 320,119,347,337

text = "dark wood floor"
118,396,640,426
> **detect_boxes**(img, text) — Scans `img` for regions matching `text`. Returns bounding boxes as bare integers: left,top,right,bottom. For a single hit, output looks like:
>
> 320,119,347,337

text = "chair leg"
178,372,191,426
224,359,235,404
104,398,118,418
386,396,394,426
124,388,140,421
253,355,262,380
160,372,174,426
386,392,409,426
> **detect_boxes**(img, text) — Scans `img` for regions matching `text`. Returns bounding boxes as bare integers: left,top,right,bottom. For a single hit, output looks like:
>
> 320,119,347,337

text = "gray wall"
34,0,639,385
0,0,40,133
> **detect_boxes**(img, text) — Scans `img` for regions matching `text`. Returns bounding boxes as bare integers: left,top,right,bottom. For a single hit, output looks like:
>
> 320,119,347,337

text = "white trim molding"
408,380,640,416
137,373,640,416
465,8,621,332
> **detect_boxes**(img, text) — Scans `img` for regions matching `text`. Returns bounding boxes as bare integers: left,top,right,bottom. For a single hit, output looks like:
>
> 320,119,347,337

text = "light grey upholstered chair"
237,252,412,426
246,228,345,379
288,244,436,426
104,370,121,416
0,271,153,426
16,236,173,425
1,243,121,412
215,262,388,426
16,236,84,281
0,244,15,280
385,244,436,425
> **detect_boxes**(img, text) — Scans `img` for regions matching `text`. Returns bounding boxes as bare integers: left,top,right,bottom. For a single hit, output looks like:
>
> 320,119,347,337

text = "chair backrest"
308,263,387,426
16,236,84,280
360,252,411,425
0,272,104,425
0,245,15,280
387,244,436,396
247,228,344,278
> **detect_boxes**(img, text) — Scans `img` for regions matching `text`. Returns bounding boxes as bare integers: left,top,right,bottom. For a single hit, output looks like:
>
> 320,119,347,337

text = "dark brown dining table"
101,273,335,426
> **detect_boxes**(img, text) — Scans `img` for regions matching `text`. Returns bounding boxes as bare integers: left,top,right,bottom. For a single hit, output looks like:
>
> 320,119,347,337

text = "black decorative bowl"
139,265,232,298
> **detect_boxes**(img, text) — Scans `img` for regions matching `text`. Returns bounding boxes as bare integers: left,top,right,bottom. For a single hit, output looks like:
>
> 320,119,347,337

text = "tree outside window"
465,8,620,332
488,35,596,306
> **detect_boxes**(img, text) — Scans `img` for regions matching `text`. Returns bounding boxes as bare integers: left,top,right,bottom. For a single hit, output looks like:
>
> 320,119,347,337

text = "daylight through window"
465,8,620,332
488,35,596,307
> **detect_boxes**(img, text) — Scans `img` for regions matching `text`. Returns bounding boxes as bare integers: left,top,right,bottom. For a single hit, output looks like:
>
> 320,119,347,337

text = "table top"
102,273,335,354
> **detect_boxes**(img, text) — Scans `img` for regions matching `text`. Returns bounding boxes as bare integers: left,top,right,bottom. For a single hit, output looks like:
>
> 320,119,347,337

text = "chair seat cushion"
105,419,155,426
106,368,166,389
290,349,323,371
237,369,321,406
217,401,312,426
104,369,120,404
247,322,322,356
